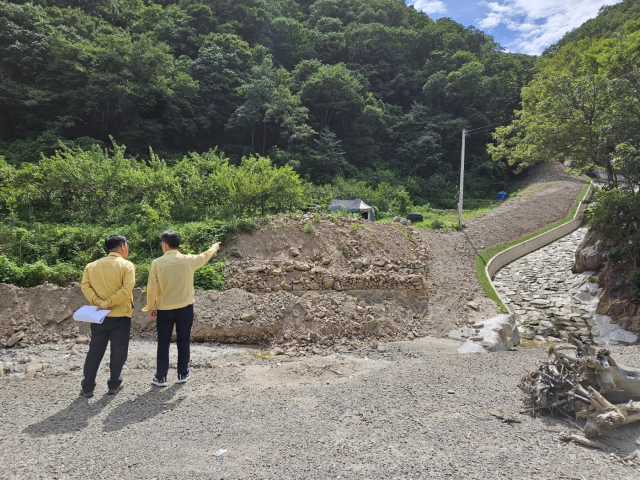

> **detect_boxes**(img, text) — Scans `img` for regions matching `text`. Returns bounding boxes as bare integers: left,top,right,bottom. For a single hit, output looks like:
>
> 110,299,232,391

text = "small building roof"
329,199,373,213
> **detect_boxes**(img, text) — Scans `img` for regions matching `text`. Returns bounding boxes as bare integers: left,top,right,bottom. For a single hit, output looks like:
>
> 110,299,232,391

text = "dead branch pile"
519,335,640,438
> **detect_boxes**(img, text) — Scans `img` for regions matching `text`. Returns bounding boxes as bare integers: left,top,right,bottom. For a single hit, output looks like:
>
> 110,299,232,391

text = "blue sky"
405,0,622,55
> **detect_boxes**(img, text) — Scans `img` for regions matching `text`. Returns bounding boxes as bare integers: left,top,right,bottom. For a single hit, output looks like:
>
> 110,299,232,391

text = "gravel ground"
1,339,639,479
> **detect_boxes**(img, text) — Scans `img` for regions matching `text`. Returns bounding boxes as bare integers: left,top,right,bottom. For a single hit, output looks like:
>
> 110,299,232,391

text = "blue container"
497,191,508,201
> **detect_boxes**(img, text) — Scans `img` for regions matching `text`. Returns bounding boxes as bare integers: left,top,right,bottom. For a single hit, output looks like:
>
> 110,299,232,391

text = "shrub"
194,262,225,290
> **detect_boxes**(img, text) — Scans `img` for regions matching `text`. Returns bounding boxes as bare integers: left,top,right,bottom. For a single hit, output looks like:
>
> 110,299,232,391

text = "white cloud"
408,1,448,15
477,0,622,55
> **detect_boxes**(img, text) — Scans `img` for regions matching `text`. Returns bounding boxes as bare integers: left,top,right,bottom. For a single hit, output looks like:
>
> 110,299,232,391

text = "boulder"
458,314,520,353
26,362,43,378
6,331,24,347
572,238,604,273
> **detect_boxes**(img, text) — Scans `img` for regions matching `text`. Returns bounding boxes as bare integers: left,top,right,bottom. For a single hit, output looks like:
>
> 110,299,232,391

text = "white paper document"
73,305,110,324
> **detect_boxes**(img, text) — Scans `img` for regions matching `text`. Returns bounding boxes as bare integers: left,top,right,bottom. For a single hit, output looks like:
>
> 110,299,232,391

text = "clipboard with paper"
73,305,110,324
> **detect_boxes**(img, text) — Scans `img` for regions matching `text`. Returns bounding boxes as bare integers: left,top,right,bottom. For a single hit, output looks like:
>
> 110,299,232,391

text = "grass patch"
475,179,591,312
380,201,499,231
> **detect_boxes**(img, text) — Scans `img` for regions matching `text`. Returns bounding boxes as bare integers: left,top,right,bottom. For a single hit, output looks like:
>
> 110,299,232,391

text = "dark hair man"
80,235,135,397
144,230,220,387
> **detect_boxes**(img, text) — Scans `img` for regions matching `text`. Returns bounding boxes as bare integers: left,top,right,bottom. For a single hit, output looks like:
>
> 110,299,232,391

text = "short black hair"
105,235,127,252
161,230,181,249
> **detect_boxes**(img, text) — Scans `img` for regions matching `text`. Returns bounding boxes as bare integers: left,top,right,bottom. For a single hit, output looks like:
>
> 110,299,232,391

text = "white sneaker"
152,375,167,387
177,372,190,384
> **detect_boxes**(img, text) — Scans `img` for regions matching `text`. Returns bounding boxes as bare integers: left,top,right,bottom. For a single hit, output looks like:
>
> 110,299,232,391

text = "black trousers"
156,304,193,378
81,316,131,392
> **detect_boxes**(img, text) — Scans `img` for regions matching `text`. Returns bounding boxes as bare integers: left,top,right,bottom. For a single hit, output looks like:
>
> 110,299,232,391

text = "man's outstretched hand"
210,242,221,253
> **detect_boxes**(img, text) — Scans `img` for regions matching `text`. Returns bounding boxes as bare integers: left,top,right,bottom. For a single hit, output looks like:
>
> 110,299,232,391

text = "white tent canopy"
329,199,375,220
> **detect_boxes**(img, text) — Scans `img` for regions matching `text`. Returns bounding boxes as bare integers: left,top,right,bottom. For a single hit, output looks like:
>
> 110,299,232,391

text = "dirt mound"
0,284,425,351
223,213,428,293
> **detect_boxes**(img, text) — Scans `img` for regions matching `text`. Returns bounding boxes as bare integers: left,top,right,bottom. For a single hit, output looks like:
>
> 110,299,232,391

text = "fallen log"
519,334,640,438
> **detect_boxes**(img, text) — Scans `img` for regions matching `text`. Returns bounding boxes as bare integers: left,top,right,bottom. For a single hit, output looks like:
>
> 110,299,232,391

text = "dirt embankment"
1,215,429,351
223,213,428,293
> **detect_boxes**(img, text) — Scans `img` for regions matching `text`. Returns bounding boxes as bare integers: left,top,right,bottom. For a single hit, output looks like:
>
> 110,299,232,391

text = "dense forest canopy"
0,0,537,207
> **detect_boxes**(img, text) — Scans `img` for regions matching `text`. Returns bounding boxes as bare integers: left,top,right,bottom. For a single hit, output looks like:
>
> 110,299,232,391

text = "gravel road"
1,339,639,479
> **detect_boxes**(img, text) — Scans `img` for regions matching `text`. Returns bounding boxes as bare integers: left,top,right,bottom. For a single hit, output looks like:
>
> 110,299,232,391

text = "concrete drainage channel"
493,227,637,346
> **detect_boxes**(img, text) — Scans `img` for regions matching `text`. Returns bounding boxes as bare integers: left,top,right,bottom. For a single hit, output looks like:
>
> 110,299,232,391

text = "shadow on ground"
23,395,114,438
540,413,640,457
102,384,185,432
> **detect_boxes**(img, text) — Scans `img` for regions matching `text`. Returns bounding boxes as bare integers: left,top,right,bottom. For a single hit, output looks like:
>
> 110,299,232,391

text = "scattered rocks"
25,362,43,378
271,347,285,356
6,331,25,347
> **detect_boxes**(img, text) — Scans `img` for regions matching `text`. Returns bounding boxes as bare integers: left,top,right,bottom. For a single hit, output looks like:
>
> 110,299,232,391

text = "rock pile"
1,285,426,352
494,228,637,346
193,289,424,353
224,213,429,294
225,258,426,292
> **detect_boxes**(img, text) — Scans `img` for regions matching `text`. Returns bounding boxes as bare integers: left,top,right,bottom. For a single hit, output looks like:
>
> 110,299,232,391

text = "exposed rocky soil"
573,230,640,337
1,340,639,479
0,284,427,353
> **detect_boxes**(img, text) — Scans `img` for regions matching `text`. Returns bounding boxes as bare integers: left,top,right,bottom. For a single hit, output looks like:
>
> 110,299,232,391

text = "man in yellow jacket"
80,235,135,397
144,230,220,387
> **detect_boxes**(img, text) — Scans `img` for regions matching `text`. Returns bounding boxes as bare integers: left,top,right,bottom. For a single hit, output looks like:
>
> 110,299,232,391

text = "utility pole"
458,129,466,229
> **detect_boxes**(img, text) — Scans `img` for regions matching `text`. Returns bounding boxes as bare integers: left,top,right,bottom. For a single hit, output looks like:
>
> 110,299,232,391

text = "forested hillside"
0,0,535,205
548,0,640,53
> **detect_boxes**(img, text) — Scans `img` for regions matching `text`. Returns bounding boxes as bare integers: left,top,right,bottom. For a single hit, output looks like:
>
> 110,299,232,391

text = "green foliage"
0,218,254,288
0,142,306,222
194,262,225,291
0,256,81,288
302,222,315,234
586,189,640,267
490,30,640,190
0,0,535,210
549,0,640,53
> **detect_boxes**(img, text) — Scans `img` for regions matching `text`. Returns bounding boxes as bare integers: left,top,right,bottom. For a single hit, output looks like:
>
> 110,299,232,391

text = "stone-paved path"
494,228,637,345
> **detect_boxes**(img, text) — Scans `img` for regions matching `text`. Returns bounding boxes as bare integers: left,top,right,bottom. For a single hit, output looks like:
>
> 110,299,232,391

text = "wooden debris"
558,432,604,449
520,334,640,438
489,409,521,423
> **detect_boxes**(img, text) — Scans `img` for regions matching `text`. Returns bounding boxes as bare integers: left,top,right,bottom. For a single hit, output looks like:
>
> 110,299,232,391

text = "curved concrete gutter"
485,183,594,314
